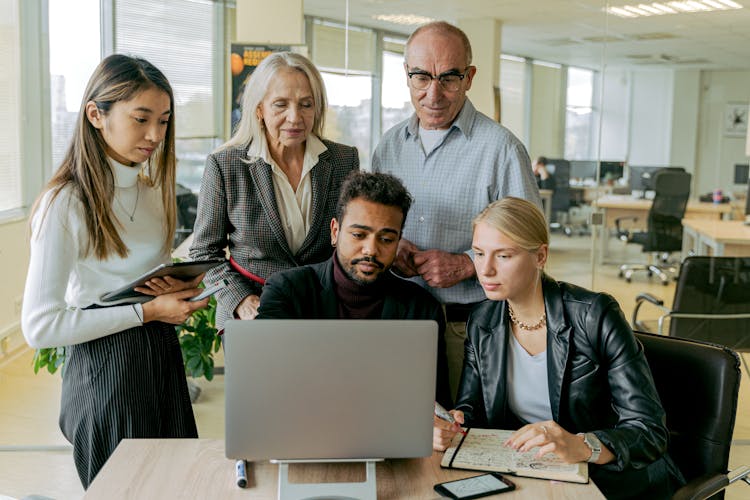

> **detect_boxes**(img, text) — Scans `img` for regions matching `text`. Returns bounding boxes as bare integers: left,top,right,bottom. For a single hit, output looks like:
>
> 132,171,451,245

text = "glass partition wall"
313,0,749,319
33,0,750,320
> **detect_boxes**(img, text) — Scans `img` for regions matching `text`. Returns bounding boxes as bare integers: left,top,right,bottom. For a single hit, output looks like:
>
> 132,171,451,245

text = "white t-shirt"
506,334,553,424
418,126,451,156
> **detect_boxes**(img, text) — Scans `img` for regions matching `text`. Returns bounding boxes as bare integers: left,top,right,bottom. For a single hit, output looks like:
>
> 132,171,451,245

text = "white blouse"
247,134,327,254
22,158,170,348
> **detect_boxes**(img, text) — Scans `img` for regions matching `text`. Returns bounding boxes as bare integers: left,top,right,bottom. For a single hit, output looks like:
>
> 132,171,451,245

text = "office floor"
0,234,748,499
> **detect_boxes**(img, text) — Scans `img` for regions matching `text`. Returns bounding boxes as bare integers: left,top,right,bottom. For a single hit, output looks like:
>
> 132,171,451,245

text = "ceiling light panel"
607,0,743,17
371,14,435,26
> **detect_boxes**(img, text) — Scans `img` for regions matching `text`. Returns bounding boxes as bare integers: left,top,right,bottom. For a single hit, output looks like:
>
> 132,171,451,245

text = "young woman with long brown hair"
22,54,208,488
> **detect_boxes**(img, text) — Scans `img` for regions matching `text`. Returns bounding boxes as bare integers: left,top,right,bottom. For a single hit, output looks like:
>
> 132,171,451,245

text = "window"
321,72,373,168
381,42,411,135
115,0,225,192
564,67,595,160
312,20,375,168
48,0,100,171
0,0,22,212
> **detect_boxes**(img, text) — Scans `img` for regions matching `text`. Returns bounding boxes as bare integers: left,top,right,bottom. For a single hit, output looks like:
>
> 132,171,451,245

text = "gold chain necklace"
508,304,546,331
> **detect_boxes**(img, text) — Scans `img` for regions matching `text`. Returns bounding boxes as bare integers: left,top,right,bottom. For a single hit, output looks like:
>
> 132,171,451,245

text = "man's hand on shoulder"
392,238,420,277
413,250,475,288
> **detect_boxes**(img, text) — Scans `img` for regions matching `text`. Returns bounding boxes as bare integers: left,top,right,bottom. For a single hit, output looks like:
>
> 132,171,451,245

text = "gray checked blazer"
189,138,359,329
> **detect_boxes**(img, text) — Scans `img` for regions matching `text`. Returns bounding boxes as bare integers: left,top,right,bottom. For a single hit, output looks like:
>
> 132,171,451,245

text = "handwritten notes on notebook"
441,428,589,483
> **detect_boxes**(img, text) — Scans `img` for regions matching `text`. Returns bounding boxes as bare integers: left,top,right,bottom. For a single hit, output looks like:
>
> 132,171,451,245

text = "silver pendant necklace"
115,182,140,222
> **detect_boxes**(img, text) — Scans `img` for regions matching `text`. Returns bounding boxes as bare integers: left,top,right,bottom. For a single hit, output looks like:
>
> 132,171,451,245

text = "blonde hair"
405,21,473,67
32,54,177,260
218,52,327,153
473,197,549,252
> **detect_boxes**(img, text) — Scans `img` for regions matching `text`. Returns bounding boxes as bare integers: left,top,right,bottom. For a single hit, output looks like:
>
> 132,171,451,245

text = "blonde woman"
190,52,359,330
22,55,208,488
433,197,684,499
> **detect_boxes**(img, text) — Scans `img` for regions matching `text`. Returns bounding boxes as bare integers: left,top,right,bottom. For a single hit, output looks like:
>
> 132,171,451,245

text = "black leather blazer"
455,274,670,472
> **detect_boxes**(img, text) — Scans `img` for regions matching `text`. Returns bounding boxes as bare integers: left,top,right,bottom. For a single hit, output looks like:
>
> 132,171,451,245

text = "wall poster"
230,44,308,133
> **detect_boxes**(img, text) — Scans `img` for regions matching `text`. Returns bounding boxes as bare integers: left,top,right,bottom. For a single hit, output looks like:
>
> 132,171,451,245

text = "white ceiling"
303,0,750,71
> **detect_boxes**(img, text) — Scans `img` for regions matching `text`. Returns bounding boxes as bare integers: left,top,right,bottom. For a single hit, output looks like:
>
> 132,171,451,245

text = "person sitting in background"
257,171,452,409
533,156,555,190
189,52,359,331
433,197,684,499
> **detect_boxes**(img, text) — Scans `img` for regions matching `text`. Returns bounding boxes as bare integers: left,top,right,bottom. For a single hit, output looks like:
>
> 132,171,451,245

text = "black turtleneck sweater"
332,253,386,319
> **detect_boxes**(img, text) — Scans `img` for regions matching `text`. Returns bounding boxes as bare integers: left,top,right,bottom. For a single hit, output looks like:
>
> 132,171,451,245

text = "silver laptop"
223,319,438,461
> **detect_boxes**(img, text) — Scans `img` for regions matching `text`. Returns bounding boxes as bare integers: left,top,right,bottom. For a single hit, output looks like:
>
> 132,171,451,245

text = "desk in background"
84,439,605,499
682,219,750,257
570,184,614,204
594,195,731,263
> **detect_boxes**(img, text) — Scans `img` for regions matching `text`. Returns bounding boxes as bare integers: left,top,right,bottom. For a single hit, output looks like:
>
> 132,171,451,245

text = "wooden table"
84,439,605,499
593,195,731,263
682,219,750,257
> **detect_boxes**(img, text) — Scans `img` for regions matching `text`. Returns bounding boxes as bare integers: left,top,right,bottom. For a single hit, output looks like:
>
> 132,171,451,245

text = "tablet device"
100,259,226,303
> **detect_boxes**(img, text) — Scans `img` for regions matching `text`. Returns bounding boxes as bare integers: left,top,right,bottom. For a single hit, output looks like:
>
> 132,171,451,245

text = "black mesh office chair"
616,169,692,284
547,159,585,236
635,331,749,499
174,183,198,248
632,256,750,378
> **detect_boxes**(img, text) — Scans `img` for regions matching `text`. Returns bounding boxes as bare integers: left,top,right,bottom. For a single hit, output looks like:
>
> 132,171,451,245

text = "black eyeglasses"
406,67,470,92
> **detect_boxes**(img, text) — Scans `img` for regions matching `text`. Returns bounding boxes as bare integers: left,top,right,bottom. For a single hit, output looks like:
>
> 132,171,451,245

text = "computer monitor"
628,166,685,195
223,319,437,461
628,166,661,193
599,161,625,181
569,160,597,181
734,164,749,185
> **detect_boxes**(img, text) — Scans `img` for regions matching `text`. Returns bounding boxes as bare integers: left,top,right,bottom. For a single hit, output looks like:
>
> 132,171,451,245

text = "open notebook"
441,428,589,484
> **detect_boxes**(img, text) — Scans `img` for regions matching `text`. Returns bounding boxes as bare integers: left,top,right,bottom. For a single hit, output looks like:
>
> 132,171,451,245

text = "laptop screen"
223,319,438,461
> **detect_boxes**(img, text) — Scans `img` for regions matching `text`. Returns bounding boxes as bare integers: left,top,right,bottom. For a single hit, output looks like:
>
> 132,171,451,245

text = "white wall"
628,70,674,166
0,217,29,357
669,70,701,176
236,0,303,44
529,64,564,159
599,68,630,161
694,70,750,197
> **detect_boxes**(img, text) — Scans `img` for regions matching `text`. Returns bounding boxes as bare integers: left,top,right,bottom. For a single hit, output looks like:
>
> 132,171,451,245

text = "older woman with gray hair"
190,52,359,329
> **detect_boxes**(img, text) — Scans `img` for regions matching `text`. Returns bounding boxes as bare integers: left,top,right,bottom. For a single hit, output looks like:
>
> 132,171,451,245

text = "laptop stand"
272,458,382,500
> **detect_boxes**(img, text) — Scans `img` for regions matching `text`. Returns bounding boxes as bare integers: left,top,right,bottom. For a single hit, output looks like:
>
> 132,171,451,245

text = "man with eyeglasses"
372,21,541,400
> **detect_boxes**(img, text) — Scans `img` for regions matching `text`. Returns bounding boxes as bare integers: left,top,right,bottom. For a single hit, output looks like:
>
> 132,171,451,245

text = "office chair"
547,160,586,236
635,331,749,500
632,256,750,378
174,183,198,248
616,169,692,284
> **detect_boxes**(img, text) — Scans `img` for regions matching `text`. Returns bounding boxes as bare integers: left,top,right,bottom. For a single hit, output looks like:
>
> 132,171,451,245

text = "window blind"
0,0,22,212
115,0,218,139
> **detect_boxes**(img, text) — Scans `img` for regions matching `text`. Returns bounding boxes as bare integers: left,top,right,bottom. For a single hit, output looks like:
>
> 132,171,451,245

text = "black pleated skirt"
59,322,198,488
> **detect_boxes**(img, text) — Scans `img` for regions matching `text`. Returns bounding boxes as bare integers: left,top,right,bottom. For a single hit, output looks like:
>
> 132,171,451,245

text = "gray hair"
218,52,327,152
404,21,473,67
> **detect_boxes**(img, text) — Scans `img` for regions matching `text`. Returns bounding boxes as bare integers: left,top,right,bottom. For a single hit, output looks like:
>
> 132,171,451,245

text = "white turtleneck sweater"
22,159,170,349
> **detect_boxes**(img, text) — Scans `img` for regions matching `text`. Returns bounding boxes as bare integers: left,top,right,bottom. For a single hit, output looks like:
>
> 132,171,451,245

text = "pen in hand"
434,402,467,436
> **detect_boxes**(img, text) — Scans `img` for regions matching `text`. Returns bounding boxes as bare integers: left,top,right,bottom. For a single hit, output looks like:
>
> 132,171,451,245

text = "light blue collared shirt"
372,99,541,305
